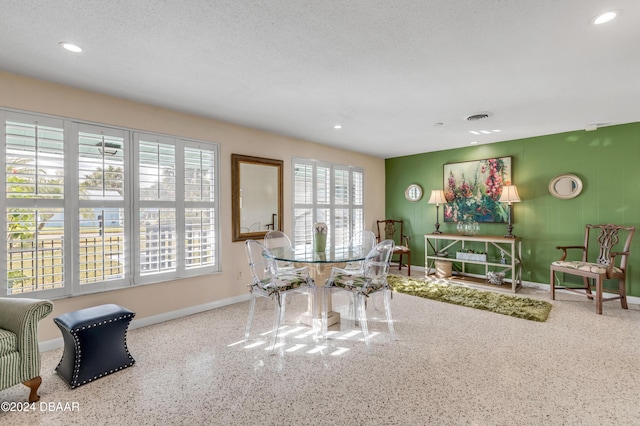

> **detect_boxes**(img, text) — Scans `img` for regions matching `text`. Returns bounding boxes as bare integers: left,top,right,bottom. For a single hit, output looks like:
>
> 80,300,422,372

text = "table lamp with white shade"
499,185,521,238
427,190,447,234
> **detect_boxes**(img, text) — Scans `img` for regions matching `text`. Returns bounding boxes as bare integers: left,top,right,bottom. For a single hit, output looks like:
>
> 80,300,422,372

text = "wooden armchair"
376,219,411,276
550,224,636,314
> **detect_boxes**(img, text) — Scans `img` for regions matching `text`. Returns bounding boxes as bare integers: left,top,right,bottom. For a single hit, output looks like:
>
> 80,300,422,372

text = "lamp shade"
499,185,521,203
427,190,447,205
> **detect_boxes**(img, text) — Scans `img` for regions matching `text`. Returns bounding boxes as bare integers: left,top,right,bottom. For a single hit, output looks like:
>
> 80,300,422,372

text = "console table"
424,234,522,292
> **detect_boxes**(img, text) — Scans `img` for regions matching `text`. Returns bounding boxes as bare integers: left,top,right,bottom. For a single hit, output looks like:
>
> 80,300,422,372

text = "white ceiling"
1,1,639,158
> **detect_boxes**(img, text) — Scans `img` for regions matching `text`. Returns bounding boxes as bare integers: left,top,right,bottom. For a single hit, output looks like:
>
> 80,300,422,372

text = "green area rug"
388,275,552,322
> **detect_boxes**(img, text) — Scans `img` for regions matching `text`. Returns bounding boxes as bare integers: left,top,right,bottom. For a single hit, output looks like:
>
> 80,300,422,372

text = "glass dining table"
271,245,367,327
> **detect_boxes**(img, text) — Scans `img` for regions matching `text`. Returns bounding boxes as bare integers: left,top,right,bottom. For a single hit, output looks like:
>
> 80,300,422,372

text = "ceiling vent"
465,111,493,121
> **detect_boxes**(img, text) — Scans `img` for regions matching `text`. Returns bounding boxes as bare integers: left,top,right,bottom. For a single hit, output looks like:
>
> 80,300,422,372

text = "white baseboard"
40,267,639,352
408,264,640,305
521,280,640,305
39,293,251,353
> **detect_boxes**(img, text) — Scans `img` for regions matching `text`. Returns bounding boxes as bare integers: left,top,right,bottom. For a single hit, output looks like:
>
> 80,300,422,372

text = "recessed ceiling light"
470,129,501,135
59,42,82,53
470,141,478,145
333,124,342,129
592,11,618,25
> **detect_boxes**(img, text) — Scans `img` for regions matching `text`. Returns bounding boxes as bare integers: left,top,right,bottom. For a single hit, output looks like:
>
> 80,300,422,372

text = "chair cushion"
551,260,622,275
255,274,309,294
0,328,17,357
331,274,384,295
394,246,410,252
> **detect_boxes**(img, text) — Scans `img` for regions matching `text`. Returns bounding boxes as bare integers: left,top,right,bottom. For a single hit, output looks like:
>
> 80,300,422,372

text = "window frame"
2,108,220,298
291,157,364,254
74,122,131,294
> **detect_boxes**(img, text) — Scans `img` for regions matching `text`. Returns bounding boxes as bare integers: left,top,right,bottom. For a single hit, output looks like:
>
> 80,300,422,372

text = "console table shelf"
425,233,522,293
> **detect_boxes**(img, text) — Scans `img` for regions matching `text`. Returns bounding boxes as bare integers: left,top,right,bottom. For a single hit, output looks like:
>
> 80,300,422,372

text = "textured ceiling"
1,1,639,158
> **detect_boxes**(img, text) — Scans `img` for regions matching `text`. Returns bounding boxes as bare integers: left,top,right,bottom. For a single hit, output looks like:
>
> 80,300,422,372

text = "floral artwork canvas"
443,157,512,223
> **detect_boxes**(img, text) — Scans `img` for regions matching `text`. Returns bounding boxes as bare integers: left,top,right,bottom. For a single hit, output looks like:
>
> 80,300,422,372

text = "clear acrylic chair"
325,239,396,351
345,230,377,270
264,230,295,271
244,240,317,353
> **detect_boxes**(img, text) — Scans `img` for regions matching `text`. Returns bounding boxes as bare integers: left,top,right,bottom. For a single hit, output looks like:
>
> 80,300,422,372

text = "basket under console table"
425,233,522,293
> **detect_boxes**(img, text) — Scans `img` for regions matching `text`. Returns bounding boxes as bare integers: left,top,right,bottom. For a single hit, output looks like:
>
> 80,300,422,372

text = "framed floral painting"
443,157,512,223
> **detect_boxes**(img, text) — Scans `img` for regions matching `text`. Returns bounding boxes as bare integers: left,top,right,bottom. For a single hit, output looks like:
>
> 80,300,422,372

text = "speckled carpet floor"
3,275,640,425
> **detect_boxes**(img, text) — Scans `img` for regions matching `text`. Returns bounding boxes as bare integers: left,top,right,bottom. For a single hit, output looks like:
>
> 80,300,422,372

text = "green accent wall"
385,122,640,296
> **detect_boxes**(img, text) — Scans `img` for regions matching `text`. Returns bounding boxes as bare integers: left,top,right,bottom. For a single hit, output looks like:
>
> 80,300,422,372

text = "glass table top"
270,245,367,264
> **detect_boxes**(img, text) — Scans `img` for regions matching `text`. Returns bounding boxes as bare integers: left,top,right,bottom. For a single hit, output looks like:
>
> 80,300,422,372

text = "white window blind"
134,135,218,283
183,145,216,271
292,158,364,255
3,113,66,295
137,136,177,277
2,108,220,298
76,124,128,290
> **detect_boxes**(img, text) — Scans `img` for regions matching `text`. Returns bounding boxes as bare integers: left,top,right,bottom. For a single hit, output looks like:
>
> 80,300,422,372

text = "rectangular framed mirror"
232,154,283,242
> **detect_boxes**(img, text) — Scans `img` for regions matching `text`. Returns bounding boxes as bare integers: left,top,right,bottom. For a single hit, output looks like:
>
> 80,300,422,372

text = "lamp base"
432,206,443,234
504,223,516,238
433,220,442,234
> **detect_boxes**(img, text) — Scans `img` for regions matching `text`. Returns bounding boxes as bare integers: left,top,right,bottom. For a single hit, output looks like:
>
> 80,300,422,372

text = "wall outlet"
237,270,242,280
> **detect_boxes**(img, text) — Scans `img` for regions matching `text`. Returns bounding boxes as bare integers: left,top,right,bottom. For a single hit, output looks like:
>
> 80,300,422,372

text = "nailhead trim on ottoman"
53,304,135,389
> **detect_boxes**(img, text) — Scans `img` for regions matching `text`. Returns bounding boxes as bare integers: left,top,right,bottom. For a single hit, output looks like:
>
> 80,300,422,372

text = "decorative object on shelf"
548,173,583,199
313,222,327,253
498,185,521,238
427,189,446,234
405,183,423,202
456,214,479,236
487,271,505,285
436,251,449,257
443,156,512,224
455,250,487,262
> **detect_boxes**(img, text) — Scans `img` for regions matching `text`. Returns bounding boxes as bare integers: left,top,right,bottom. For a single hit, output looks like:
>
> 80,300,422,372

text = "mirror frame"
405,183,423,202
232,154,283,242
548,173,583,199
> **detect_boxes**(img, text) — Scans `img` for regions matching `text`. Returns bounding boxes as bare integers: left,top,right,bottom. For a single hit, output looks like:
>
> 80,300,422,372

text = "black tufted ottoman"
54,304,135,388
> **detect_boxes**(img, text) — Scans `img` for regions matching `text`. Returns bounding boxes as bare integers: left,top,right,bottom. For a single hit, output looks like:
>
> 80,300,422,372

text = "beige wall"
0,71,385,341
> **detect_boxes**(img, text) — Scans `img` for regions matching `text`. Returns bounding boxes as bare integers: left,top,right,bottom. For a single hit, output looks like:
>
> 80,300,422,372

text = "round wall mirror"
549,174,583,199
405,184,423,202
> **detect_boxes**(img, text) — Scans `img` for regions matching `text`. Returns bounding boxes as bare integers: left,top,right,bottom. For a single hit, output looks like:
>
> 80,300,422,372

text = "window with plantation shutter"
352,169,364,238
3,113,66,296
76,123,128,290
292,158,364,255
137,135,177,278
293,162,314,252
183,144,216,271
134,134,218,283
2,108,220,298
